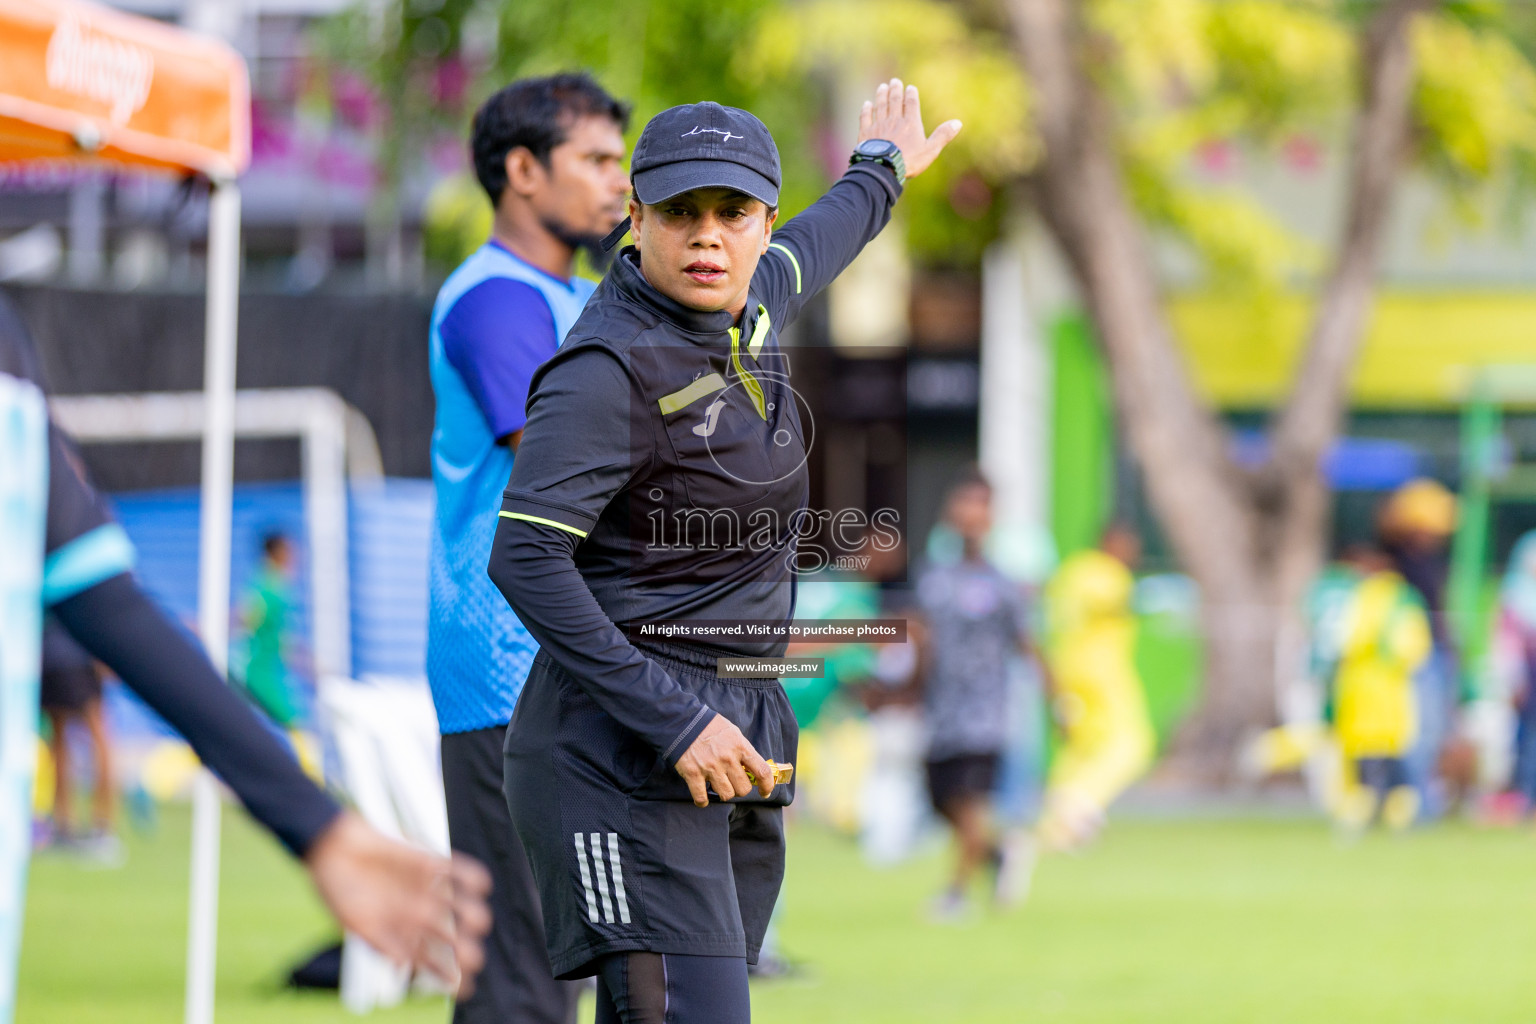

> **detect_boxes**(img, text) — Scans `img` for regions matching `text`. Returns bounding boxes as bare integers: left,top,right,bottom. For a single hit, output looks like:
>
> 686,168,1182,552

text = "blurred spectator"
38,616,120,865
756,532,901,979
1488,531,1536,820
926,517,1055,828
790,526,914,723
783,544,884,729
1239,559,1362,806
855,620,929,867
234,531,303,729
914,471,1039,919
837,536,931,867
1037,525,1154,853
1328,544,1432,833
1378,479,1459,814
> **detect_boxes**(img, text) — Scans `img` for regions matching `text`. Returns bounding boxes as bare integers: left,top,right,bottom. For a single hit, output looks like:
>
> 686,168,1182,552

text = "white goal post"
52,386,383,682
52,385,385,1013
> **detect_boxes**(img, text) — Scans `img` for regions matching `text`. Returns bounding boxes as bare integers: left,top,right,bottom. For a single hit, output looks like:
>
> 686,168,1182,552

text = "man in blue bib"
428,72,631,1024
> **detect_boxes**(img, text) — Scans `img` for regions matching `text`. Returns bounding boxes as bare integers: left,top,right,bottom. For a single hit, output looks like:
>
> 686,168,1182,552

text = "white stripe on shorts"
607,832,631,924
574,833,599,924
589,833,615,924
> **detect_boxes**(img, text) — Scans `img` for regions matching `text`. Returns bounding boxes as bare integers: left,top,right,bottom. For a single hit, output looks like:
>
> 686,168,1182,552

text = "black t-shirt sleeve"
500,345,641,533
753,163,902,327
490,347,716,762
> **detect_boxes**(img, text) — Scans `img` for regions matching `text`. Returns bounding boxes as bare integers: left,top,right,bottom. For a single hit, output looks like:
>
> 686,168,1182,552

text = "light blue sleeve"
41,523,136,606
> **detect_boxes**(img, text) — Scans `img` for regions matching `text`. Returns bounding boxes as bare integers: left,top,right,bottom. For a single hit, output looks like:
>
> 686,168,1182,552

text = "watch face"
857,139,896,158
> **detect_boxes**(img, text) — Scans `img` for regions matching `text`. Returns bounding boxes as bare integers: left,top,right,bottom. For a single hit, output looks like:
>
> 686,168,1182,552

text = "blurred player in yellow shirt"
1038,525,1155,851
1329,544,1432,833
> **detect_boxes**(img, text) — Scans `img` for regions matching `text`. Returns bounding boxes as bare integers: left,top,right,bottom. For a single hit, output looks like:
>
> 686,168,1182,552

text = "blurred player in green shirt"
236,532,302,728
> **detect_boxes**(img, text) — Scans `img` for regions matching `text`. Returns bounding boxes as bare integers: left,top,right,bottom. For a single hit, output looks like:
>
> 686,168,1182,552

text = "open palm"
857,77,962,180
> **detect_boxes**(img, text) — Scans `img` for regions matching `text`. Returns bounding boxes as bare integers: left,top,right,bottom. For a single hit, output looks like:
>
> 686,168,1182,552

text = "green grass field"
20,804,1536,1023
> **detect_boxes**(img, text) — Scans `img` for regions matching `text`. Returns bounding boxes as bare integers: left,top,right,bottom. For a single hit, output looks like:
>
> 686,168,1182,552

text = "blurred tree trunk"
1004,0,1436,781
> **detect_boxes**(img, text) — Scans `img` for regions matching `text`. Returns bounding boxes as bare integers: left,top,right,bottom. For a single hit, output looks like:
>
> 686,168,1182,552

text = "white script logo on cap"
681,126,742,142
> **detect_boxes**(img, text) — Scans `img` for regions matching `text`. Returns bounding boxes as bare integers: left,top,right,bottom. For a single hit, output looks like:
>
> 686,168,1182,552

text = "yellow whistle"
744,760,794,786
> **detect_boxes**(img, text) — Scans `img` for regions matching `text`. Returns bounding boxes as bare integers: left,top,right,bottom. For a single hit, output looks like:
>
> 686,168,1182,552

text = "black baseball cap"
630,101,781,207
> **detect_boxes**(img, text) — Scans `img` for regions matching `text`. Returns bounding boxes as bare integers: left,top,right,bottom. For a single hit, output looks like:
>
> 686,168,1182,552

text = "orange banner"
0,0,249,177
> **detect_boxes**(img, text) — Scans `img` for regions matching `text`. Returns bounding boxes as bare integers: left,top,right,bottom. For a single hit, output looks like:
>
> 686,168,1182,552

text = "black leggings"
593,952,749,1024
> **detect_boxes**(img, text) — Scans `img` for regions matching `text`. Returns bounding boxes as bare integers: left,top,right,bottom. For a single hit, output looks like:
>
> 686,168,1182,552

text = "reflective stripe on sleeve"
767,242,801,295
498,510,589,538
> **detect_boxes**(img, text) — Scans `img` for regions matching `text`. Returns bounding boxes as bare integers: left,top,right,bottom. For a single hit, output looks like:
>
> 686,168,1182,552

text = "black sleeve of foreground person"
754,162,902,327
52,573,342,857
489,350,716,764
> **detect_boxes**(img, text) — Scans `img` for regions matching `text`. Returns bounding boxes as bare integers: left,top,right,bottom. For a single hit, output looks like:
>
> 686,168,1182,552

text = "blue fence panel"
104,478,434,740
350,479,433,678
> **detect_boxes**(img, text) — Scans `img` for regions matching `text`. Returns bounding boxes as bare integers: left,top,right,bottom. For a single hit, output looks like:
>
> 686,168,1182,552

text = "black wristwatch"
850,139,906,187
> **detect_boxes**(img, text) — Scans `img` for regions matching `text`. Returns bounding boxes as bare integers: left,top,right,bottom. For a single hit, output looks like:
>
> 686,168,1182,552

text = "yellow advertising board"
1170,291,1536,409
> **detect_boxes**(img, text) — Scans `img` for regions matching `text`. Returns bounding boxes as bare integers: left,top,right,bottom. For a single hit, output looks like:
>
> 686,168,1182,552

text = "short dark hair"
947,465,992,499
471,72,630,206
261,531,290,559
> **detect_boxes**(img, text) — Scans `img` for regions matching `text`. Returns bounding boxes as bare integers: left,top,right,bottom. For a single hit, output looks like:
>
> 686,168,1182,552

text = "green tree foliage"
1096,0,1536,286
1098,0,1351,288
327,0,825,270
311,0,482,268
767,0,1536,279
753,0,1034,266
1411,6,1536,231
324,0,1536,278
473,0,829,265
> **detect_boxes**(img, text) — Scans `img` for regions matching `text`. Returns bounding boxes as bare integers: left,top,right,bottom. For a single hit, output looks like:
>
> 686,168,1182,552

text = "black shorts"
504,642,799,980
442,727,580,1024
1355,756,1410,794
926,751,1002,812
40,666,101,713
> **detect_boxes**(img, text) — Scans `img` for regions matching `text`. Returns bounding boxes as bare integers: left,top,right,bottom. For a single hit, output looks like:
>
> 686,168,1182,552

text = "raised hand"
675,713,775,807
857,77,962,180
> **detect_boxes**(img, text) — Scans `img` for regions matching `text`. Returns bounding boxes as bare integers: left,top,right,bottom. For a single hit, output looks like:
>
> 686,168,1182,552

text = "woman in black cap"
490,79,959,1022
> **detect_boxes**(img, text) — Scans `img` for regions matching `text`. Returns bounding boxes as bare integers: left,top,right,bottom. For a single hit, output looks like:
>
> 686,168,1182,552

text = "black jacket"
489,162,902,763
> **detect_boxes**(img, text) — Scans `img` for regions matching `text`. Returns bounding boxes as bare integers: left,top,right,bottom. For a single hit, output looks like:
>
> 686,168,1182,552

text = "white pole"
979,236,1051,534
186,178,241,1024
301,394,351,682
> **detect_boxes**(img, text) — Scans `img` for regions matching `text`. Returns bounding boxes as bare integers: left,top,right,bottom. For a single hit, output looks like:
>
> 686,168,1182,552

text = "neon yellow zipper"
729,316,768,420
